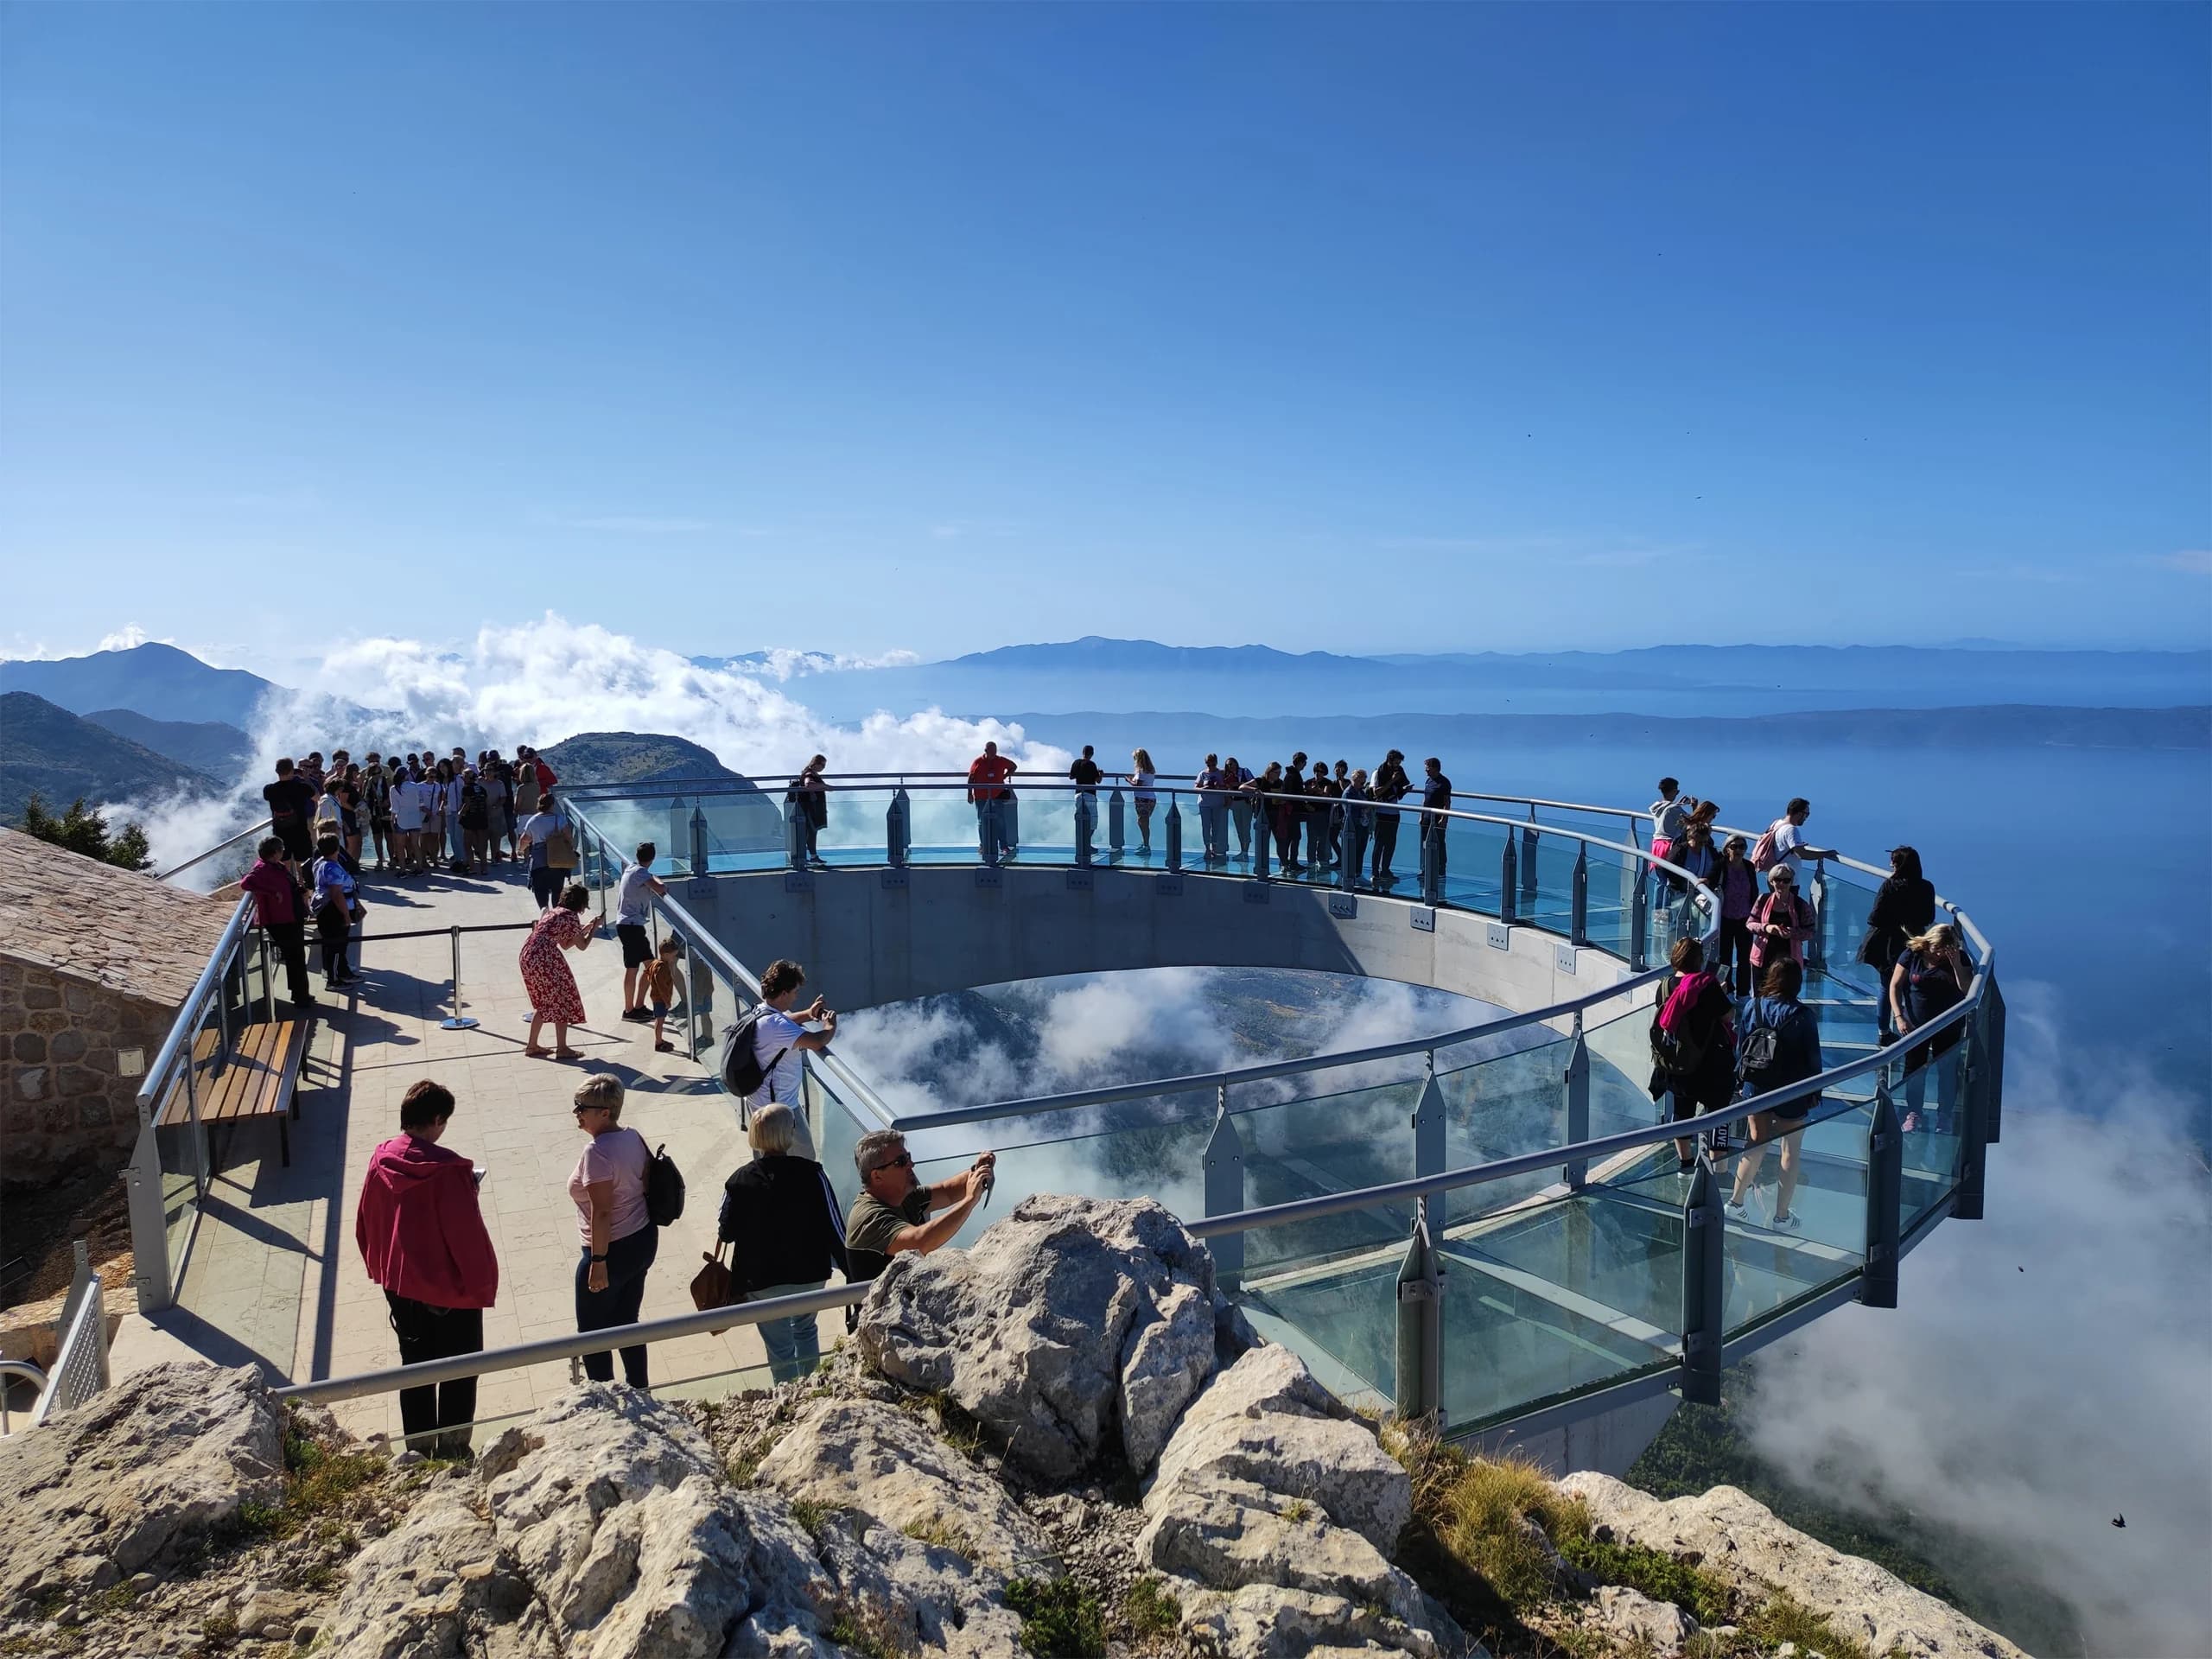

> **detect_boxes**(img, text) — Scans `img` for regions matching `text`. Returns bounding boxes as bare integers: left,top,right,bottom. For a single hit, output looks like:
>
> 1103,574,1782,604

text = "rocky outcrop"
753,1396,1058,1575
0,1360,282,1612
856,1192,1228,1479
1140,1344,1468,1658
1560,1472,2030,1659
1586,1585,1696,1656
321,1383,1028,1659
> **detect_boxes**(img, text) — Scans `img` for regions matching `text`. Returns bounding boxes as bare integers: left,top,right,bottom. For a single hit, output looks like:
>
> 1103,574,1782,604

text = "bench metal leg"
279,1116,290,1167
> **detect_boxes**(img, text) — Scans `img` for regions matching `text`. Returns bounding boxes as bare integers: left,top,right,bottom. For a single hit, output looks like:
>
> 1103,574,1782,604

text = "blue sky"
2,3,2207,663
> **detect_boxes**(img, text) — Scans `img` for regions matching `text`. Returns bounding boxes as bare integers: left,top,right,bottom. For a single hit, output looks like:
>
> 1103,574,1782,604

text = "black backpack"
645,1141,685,1227
1738,1004,1783,1084
719,1005,792,1103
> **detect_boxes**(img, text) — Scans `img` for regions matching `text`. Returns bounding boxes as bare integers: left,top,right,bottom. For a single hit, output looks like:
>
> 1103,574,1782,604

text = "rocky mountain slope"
0,691,216,824
0,1196,2024,1659
0,641,279,729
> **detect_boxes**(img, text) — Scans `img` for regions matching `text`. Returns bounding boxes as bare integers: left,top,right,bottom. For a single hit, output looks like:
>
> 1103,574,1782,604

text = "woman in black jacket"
1859,846,1936,1041
717,1103,849,1383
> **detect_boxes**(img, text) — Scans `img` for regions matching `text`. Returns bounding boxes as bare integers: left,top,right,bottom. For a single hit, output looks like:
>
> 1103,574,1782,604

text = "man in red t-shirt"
967,741,1018,860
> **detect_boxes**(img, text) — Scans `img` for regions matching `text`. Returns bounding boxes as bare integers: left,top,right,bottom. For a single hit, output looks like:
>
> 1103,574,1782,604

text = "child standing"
645,938,681,1054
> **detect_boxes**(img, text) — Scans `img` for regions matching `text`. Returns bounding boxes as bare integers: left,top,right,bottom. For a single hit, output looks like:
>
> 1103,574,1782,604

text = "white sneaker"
1770,1210,1802,1231
1723,1198,1747,1219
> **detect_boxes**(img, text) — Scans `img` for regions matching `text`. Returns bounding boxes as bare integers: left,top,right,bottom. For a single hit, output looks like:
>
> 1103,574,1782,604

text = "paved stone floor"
109,856,806,1445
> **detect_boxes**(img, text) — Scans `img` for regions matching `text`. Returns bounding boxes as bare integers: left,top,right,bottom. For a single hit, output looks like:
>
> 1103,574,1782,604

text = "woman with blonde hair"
1127,748,1159,853
717,1103,849,1383
1890,923,1970,1135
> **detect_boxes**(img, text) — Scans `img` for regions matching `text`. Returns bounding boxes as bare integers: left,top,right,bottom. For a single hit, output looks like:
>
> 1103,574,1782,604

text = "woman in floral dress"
521,882,595,1058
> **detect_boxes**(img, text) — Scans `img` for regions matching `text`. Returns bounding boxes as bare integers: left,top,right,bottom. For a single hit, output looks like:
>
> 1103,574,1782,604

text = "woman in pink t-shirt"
569,1076,657,1387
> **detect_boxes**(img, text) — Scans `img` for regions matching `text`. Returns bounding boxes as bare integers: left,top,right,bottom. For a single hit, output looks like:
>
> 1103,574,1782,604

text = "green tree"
18,793,155,871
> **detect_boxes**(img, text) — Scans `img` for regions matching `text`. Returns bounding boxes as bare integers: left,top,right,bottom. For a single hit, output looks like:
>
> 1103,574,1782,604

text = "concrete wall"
1,957,166,1186
677,863,1639,1020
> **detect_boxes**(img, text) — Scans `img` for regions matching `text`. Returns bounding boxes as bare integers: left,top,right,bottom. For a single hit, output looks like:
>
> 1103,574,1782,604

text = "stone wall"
0,956,169,1185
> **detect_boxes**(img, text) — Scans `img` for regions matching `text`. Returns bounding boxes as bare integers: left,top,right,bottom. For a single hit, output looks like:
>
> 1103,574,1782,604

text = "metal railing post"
1680,1158,1725,1406
1203,1083,1245,1287
1165,798,1182,870
594,831,610,923
1953,1014,1990,1221
1108,788,1126,856
689,806,710,878
1074,792,1094,866
124,1123,172,1313
1808,858,1828,971
784,798,806,871
1630,874,1650,970
887,789,910,868
1570,841,1589,946
1252,802,1270,880
979,798,1001,867
182,1056,207,1199
1394,1198,1445,1427
1521,817,1541,912
1861,1086,1901,1308
1981,976,2006,1145
669,795,688,874
442,925,478,1030
1498,828,1518,925
259,931,276,1021
1562,1013,1591,1189
1421,817,1444,906
1412,1056,1444,1179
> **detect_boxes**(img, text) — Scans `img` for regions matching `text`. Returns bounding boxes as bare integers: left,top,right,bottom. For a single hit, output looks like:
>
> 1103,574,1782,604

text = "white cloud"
727,648,924,682
2150,549,2212,577
96,624,161,652
1741,986,2211,1655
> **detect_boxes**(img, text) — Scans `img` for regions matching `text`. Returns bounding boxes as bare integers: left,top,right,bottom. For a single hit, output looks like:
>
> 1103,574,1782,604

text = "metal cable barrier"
124,785,1998,1446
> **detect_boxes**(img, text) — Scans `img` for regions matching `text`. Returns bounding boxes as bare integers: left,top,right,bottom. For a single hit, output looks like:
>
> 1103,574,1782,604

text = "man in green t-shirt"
844,1130,997,1284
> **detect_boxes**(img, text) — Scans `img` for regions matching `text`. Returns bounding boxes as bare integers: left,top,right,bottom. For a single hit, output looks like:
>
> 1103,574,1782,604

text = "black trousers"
1371,816,1402,880
530,865,563,908
264,922,311,1007
385,1291,482,1450
315,904,352,979
576,1227,658,1386
1719,918,1756,997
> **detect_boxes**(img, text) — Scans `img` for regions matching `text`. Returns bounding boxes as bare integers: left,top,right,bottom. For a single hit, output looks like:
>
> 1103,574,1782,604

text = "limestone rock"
1173,1579,1459,1659
320,1494,555,1659
753,1397,1057,1573
0,1360,282,1613
1120,1281,1217,1472
806,1509,1027,1658
1135,1474,1430,1626
856,1193,1223,1479
1587,1584,1696,1656
1560,1472,2027,1659
1147,1348,1410,1560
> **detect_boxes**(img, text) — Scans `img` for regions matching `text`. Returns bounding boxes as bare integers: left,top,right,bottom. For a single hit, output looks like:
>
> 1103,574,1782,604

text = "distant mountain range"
0,641,280,729
756,636,2212,723
82,709,255,779
0,692,217,824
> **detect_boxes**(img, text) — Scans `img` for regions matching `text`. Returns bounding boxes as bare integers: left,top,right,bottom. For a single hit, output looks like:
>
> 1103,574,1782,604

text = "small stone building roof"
0,827,234,1008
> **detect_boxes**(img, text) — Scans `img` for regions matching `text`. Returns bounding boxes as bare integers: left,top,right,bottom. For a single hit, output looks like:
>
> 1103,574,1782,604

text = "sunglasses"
868,1153,914,1174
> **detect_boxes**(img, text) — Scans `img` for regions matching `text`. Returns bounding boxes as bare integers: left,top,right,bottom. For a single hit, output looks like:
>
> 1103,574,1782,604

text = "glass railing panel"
1895,1035,1967,1233
1233,1212,1402,1408
1520,826,1579,938
1438,1198,1676,1429
805,1061,876,1216
1434,1031,1573,1227
1237,1075,1422,1279
1446,1184,1687,1340
1582,997,1670,1142
1576,841,1642,959
908,1109,1216,1254
1711,1095,1872,1334
1813,865,1882,995
1437,817,1506,915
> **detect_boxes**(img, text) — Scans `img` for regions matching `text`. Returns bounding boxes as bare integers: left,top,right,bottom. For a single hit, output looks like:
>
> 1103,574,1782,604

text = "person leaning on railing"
717,1103,848,1385
844,1131,997,1285
354,1079,499,1459
241,835,315,1011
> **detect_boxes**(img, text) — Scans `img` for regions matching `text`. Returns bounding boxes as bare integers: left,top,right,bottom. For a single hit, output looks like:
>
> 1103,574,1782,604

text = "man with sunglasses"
843,1130,997,1285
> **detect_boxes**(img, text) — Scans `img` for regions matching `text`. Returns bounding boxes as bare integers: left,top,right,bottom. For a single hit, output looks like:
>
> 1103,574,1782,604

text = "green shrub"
1559,1533,1731,1625
1005,1576,1105,1658
1122,1576,1181,1639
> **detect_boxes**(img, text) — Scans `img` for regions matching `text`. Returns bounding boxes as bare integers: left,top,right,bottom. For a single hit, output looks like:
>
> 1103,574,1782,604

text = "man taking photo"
844,1130,997,1284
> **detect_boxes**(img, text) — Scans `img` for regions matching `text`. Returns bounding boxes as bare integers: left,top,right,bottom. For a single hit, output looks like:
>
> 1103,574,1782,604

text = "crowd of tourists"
254,738,1967,1456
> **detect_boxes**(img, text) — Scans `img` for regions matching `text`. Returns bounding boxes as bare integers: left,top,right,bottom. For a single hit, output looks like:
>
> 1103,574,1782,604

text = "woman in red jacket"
354,1079,499,1458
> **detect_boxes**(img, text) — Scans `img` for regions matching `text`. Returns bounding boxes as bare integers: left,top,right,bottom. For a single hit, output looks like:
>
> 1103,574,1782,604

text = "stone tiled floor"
109,857,803,1444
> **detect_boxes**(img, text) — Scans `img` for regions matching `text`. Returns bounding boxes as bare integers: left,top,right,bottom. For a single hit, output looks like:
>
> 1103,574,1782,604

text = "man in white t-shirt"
616,843,669,1021
1768,798,1839,884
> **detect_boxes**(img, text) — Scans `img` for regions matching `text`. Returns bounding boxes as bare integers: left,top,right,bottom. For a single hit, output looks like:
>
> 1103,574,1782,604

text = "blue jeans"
749,1279,826,1384
575,1226,658,1386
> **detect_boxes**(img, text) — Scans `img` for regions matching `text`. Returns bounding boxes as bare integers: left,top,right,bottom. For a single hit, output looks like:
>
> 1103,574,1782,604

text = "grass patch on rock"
1121,1575,1181,1639
1006,1576,1105,1658
1560,1532,1731,1626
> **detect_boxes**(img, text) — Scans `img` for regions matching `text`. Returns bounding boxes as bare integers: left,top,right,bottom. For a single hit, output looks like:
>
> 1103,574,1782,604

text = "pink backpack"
1750,818,1785,872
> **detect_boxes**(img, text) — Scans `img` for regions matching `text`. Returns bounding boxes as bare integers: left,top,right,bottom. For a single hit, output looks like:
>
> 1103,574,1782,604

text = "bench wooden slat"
157,1019,307,1150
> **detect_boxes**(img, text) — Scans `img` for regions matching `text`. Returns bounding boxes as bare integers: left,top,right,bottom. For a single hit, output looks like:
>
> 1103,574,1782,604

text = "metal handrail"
33,1272,108,1427
134,895,257,1121
155,817,272,883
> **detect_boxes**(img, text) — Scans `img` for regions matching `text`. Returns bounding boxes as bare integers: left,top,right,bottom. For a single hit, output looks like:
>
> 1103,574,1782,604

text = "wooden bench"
160,1019,308,1167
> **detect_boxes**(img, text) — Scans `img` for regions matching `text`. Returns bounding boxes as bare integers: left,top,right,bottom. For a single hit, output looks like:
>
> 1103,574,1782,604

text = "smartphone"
472,1166,487,1188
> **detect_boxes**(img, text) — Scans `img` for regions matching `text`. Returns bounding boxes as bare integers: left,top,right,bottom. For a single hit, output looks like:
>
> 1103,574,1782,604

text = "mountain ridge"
0,642,283,729
0,691,218,824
